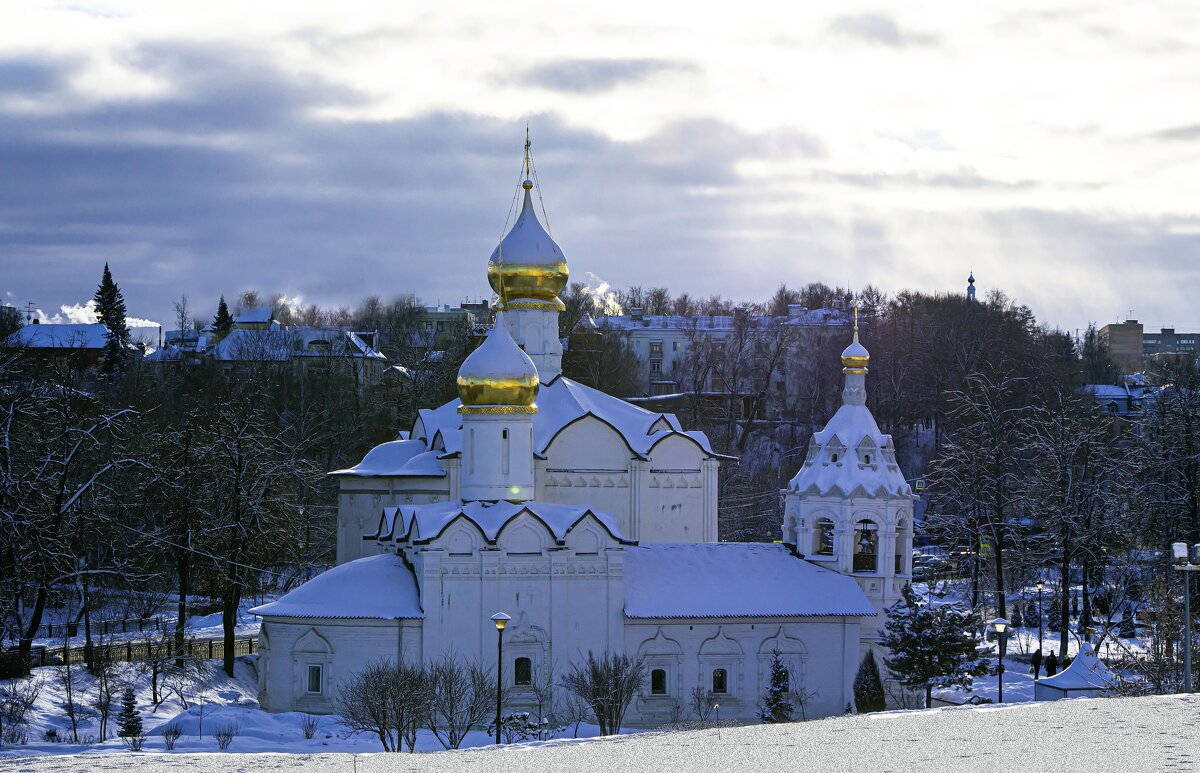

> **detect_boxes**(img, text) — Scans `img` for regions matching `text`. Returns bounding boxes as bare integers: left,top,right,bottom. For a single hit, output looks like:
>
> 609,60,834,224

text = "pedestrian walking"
1045,650,1059,677
1031,648,1043,680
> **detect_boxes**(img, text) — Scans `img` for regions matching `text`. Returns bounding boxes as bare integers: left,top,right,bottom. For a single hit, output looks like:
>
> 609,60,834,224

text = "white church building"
252,169,913,725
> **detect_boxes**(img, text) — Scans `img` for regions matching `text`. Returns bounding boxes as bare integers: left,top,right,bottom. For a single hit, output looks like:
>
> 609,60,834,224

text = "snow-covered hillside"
4,693,1196,771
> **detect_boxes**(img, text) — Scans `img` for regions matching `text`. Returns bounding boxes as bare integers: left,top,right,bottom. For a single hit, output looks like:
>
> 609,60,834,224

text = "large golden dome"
456,314,539,413
488,180,568,308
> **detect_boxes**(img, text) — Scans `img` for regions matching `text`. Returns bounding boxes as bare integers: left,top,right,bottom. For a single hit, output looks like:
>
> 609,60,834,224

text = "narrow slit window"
306,664,323,694
515,656,532,686
712,668,728,694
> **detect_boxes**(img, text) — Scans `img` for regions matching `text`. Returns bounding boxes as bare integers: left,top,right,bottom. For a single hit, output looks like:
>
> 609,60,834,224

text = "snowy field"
3,694,1197,772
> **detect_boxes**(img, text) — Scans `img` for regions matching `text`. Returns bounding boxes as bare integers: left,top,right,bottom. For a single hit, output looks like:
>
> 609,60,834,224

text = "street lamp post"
992,617,1009,704
491,612,511,744
1171,543,1200,693
1036,579,1045,678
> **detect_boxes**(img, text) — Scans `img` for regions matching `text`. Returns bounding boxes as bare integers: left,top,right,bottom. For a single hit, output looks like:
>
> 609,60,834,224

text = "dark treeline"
6,270,1196,691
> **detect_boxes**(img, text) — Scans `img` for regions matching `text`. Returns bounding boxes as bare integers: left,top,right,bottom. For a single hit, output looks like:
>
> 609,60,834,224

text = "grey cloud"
829,14,938,48
0,58,71,94
1154,124,1200,141
515,58,697,93
0,40,1189,337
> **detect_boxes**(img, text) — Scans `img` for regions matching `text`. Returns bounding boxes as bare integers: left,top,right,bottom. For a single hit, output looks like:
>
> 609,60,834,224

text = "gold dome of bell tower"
488,132,569,310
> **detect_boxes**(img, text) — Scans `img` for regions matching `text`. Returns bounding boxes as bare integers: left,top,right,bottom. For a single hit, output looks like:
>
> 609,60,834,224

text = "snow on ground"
4,694,1198,772
1,657,613,758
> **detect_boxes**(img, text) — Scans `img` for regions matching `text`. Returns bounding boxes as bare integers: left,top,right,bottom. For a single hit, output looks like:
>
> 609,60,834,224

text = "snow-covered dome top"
456,313,539,411
487,180,569,309
788,403,911,498
790,307,910,499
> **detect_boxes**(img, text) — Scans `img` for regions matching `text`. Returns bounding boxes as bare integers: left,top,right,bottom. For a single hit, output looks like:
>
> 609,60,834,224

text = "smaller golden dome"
841,304,869,373
488,180,569,306
456,314,539,411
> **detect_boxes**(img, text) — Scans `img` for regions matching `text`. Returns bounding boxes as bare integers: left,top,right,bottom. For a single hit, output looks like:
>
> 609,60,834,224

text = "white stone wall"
257,617,422,714
336,476,450,564
623,618,861,725
460,413,535,502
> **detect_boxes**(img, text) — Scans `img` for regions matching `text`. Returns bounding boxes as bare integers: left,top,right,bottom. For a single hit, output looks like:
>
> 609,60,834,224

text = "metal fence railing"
20,635,257,668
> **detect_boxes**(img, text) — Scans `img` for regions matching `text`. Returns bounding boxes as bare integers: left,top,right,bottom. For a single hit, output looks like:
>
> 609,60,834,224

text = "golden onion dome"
488,180,569,307
841,305,869,373
456,314,539,411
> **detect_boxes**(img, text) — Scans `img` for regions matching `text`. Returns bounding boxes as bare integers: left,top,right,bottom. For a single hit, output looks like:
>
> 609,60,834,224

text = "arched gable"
496,514,551,554
644,432,707,466
638,628,684,658
543,413,637,466
442,521,482,554
294,627,333,655
758,627,807,656
699,627,743,656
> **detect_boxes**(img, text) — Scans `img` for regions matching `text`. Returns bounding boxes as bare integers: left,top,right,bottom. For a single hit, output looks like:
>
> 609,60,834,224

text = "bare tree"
426,654,493,750
562,651,645,736
337,660,430,752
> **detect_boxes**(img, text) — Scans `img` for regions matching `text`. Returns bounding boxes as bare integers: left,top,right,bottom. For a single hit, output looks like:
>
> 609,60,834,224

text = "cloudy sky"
2,0,1198,335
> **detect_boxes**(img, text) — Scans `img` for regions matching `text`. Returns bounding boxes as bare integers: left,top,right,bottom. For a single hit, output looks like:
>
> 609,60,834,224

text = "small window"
831,453,839,463
712,668,728,694
863,454,871,465
306,664,323,694
515,657,532,686
651,668,667,695
502,428,509,439
437,321,445,332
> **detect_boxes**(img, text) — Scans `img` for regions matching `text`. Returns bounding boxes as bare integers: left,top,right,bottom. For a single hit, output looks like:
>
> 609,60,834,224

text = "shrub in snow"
0,677,40,747
853,651,886,713
562,651,646,736
214,722,239,750
880,585,990,708
162,723,183,750
300,714,321,740
758,648,794,723
426,655,494,749
117,687,145,751
337,660,431,752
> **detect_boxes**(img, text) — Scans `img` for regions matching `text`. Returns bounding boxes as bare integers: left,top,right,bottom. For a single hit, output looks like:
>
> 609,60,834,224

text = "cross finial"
523,124,531,179
853,301,860,341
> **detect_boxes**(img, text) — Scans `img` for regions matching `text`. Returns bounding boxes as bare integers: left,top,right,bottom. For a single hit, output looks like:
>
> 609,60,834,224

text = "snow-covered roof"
213,329,292,361
374,499,629,545
595,309,850,332
789,403,911,498
331,439,446,477
6,323,109,349
250,553,422,620
624,543,876,619
234,307,274,324
212,327,387,362
412,375,714,462
1035,643,1116,692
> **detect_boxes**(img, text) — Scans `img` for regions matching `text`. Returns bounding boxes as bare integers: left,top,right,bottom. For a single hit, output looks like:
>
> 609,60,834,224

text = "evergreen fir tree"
853,651,886,713
93,263,129,375
212,295,234,337
116,687,143,749
758,648,794,723
880,586,989,708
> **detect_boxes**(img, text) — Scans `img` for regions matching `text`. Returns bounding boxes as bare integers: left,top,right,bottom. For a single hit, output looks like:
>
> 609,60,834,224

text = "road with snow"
5,694,1197,772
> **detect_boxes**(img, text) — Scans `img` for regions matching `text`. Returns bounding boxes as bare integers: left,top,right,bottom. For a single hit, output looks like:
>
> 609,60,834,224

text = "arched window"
853,519,878,573
712,668,728,694
651,668,667,695
514,657,532,686
863,453,871,465
895,519,908,574
813,518,835,556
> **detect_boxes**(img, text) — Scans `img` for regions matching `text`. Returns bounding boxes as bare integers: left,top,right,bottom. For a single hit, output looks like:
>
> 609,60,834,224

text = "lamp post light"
1171,543,1200,693
992,617,1009,704
491,612,511,744
1036,579,1045,668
